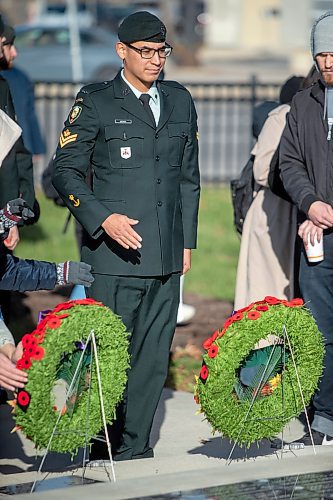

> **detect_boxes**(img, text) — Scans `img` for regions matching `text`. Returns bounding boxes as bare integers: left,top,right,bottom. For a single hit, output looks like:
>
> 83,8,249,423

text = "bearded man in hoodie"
280,11,333,446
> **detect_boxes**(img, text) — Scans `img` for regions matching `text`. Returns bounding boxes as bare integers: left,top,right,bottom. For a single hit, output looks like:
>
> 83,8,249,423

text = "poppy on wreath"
200,363,209,384
208,344,219,358
17,357,32,370
17,390,31,411
264,296,281,305
24,345,37,357
247,310,261,320
31,346,45,360
47,315,62,329
255,305,269,312
288,298,304,307
21,334,37,349
232,312,244,321
53,302,76,313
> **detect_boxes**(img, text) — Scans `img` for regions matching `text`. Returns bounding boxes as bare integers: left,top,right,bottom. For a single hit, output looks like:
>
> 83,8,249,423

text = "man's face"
316,52,333,86
116,40,166,91
2,40,17,68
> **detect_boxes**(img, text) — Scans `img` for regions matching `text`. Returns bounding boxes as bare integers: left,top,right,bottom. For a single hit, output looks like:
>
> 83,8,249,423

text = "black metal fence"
34,78,281,184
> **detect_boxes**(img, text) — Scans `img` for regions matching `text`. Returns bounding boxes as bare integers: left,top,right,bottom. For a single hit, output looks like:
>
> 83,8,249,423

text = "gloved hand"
0,198,35,232
56,261,94,287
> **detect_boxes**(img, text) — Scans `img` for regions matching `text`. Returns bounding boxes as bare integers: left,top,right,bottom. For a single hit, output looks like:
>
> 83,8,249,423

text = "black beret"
0,15,4,36
118,11,166,44
2,25,15,45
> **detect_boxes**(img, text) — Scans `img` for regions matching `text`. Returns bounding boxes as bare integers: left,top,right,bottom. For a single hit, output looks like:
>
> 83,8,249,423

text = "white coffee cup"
306,233,324,263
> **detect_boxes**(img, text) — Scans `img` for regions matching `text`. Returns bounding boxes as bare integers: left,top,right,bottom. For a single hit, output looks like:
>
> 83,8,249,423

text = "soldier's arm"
52,90,111,238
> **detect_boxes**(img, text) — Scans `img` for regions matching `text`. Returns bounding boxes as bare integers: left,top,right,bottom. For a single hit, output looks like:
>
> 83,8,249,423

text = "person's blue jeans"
299,231,333,437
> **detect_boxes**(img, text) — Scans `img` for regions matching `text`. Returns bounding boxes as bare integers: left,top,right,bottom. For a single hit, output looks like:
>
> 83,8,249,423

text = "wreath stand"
31,329,115,493
226,325,316,464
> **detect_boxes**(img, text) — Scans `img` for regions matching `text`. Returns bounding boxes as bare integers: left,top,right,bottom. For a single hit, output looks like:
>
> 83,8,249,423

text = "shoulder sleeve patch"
59,129,78,148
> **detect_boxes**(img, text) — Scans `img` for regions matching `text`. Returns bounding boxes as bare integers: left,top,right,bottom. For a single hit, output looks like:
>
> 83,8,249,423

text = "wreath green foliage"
195,298,324,447
14,299,130,454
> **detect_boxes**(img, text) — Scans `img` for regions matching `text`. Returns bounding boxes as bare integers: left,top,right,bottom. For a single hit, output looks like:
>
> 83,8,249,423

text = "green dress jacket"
53,72,200,276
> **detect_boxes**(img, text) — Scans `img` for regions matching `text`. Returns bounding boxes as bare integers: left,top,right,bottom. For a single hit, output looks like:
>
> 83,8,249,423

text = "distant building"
203,0,333,74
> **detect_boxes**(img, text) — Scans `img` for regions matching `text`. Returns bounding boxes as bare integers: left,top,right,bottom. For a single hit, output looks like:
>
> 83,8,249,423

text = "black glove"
56,261,94,287
0,199,35,230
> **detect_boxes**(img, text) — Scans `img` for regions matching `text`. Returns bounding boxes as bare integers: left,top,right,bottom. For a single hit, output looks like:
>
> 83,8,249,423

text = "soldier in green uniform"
53,11,200,461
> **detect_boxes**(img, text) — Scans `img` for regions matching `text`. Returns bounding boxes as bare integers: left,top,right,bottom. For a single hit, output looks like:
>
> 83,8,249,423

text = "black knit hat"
118,11,166,44
279,76,304,105
2,25,15,45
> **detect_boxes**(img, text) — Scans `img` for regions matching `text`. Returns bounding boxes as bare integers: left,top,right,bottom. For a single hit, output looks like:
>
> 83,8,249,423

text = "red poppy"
256,305,269,312
47,316,62,329
200,365,209,380
203,330,219,349
237,306,250,313
211,330,219,341
202,337,213,350
32,346,45,360
17,390,30,407
289,298,304,307
35,318,48,332
24,344,37,357
254,300,266,305
21,334,37,349
223,317,234,329
56,313,69,319
247,310,261,320
219,327,227,337
208,344,219,358
17,356,31,370
232,312,244,321
264,296,281,305
53,302,75,312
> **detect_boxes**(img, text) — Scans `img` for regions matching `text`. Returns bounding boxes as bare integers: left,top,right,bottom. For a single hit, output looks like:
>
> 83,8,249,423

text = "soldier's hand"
308,201,333,229
102,214,142,250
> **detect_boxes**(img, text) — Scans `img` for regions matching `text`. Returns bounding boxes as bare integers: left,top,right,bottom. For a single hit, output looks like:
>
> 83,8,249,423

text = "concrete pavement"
1,388,333,498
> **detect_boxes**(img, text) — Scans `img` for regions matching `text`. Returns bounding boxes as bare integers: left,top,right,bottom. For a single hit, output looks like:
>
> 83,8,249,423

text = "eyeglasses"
125,43,173,59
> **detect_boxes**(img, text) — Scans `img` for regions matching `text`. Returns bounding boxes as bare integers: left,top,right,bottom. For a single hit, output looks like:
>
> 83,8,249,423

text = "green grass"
16,193,79,262
186,185,240,302
16,186,240,302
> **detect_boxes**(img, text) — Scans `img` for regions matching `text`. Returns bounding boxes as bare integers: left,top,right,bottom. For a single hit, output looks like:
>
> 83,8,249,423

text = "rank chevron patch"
59,129,78,148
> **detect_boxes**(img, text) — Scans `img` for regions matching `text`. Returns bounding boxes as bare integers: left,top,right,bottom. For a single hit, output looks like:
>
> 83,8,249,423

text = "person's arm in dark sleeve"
15,140,35,210
0,253,57,292
180,92,200,249
52,89,111,238
279,101,321,215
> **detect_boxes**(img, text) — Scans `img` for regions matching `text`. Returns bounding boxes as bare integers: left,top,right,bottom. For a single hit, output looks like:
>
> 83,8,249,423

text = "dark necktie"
139,93,155,126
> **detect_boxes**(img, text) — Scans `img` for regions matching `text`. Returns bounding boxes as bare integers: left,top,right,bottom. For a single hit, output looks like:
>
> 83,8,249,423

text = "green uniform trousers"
88,272,180,460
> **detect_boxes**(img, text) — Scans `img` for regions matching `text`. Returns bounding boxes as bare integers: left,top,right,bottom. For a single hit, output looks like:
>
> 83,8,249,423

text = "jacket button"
155,133,159,139
157,178,161,184
155,155,160,161
157,201,162,207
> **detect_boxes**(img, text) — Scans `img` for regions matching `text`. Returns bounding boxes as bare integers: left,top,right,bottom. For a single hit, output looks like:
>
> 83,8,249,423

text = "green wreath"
195,297,324,447
13,298,130,455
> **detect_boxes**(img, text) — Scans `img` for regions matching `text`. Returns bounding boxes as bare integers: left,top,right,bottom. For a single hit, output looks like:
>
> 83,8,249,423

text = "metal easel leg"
31,332,94,493
282,325,316,455
91,330,116,482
